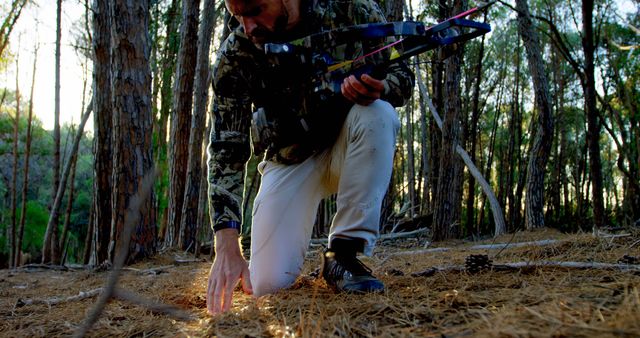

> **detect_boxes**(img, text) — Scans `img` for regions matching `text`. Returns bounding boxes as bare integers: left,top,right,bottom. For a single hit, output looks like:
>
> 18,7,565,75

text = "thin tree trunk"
465,13,487,233
43,0,63,264
15,44,38,267
83,203,94,265
10,52,21,268
166,0,200,248
195,121,212,258
44,100,93,264
505,37,520,231
406,96,416,216
59,149,78,263
0,0,28,57
179,0,218,250
155,0,180,239
582,0,605,227
515,0,554,230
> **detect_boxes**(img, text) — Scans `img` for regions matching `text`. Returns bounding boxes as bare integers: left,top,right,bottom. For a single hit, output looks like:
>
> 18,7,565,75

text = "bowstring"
327,38,406,73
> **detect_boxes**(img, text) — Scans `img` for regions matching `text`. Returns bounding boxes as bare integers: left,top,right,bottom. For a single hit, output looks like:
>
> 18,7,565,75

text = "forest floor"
1,228,639,337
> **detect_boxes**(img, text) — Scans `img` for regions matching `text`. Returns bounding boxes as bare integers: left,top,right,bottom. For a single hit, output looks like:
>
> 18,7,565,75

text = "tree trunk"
166,0,199,248
434,0,466,240
110,0,156,263
0,0,28,58
59,149,78,263
465,14,486,234
91,0,113,265
10,54,21,268
195,121,213,258
515,0,554,230
83,203,95,265
43,0,63,264
581,0,605,227
405,97,416,216
15,44,38,267
155,0,180,239
179,0,217,250
506,37,520,231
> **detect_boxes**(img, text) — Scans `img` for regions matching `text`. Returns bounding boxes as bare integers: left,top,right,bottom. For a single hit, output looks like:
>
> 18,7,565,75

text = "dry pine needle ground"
1,228,639,337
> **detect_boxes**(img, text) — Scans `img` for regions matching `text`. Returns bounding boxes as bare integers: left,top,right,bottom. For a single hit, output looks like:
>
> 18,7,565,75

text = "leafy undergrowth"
1,228,639,337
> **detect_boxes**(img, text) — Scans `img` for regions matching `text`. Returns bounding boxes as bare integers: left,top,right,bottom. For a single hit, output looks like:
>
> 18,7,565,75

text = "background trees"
0,0,638,267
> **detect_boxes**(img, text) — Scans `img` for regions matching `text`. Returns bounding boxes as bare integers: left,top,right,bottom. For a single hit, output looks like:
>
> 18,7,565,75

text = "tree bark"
179,0,218,250
91,0,113,265
110,0,156,263
515,0,554,230
43,0,63,264
166,0,200,248
434,0,466,240
15,44,38,267
581,0,605,227
59,149,78,263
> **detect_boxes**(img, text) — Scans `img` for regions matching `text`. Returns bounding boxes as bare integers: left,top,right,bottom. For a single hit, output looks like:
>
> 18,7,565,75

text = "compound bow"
251,2,493,155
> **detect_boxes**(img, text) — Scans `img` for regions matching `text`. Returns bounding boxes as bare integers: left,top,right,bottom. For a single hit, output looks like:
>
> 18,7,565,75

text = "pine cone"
465,254,492,273
618,255,639,265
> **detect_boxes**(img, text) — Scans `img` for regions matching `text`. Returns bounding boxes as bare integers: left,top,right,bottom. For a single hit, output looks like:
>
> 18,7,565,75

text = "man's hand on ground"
206,229,253,315
341,74,385,106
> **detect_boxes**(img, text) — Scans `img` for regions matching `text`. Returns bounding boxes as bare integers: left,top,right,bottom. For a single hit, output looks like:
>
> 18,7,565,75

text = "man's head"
225,0,301,46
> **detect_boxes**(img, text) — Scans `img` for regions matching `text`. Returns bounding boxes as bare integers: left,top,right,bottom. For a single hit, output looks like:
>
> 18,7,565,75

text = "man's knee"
350,100,400,136
250,270,298,297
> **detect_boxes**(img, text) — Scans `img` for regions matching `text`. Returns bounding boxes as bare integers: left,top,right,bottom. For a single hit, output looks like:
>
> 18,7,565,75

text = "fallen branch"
14,286,194,322
469,239,559,250
121,265,174,275
112,288,194,321
380,239,560,261
410,260,640,277
15,288,103,308
499,261,640,271
16,264,70,271
174,258,206,264
310,228,430,245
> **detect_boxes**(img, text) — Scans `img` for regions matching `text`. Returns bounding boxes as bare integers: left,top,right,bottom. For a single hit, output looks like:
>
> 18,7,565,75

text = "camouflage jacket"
208,0,415,231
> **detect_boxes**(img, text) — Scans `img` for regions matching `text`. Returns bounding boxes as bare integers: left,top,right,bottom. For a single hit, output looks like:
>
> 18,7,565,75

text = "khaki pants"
248,100,400,296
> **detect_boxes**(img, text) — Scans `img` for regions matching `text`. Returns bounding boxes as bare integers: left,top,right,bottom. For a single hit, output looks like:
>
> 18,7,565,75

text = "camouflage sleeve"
207,34,253,231
351,0,415,107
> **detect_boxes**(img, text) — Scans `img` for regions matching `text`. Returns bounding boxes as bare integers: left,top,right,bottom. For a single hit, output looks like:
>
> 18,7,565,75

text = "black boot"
321,238,384,293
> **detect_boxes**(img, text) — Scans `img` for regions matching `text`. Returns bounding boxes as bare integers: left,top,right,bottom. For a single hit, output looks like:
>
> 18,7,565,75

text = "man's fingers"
213,278,225,314
241,265,253,295
341,75,381,105
222,278,237,312
360,74,385,92
207,272,216,314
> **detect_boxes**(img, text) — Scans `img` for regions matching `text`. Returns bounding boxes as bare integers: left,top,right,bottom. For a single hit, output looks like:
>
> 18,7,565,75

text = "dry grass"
1,229,639,337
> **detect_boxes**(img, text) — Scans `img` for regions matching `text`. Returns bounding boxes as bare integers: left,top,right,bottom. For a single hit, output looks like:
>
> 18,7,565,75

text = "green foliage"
0,89,95,258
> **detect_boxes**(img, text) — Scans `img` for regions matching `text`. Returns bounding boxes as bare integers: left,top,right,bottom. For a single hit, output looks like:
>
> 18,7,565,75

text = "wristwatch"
213,220,241,233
